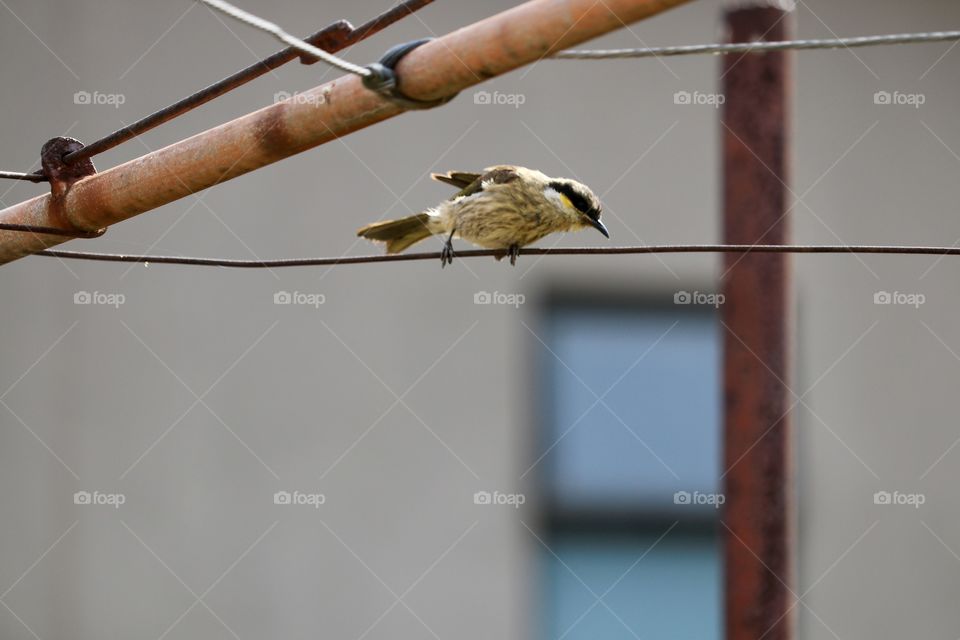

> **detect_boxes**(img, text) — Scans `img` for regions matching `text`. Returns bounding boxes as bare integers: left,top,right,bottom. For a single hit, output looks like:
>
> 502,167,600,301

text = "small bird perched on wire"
356,165,609,267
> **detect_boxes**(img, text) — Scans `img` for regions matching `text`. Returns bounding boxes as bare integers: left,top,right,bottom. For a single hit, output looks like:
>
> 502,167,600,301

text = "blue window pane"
544,307,721,512
543,533,721,640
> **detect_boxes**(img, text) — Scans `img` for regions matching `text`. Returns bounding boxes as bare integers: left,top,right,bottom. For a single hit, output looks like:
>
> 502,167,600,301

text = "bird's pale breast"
442,185,570,249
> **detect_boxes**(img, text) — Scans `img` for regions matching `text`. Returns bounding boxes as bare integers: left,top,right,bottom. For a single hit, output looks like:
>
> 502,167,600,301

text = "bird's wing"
431,171,482,190
431,167,520,200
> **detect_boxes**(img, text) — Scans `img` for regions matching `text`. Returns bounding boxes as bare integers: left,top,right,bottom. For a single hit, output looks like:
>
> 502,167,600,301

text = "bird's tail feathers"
356,212,436,254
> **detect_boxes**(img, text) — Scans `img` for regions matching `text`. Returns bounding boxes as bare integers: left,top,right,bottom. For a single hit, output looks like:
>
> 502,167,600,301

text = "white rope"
199,0,372,77
554,29,960,59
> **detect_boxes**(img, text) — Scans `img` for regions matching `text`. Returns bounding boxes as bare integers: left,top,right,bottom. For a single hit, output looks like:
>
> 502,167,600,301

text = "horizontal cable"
554,29,960,59
4,24,947,177
0,171,47,183
0,223,104,238
35,244,960,268
0,0,685,269
199,0,371,77
6,25,954,178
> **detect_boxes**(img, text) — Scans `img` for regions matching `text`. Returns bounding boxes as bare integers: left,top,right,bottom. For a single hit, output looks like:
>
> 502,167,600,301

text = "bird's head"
545,178,609,238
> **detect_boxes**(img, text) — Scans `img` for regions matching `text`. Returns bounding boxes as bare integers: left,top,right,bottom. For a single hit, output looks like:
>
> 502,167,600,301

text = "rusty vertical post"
720,3,794,640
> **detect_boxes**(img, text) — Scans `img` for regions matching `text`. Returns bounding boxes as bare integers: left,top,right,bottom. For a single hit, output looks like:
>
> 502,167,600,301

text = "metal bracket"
40,137,105,238
42,137,96,194
363,38,458,109
298,20,354,65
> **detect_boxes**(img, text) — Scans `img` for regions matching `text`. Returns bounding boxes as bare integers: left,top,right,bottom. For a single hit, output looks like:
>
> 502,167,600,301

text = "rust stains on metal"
720,4,795,640
62,0,437,166
296,20,354,64
250,104,293,163
343,0,435,48
0,0,694,265
41,138,96,197
38,137,105,238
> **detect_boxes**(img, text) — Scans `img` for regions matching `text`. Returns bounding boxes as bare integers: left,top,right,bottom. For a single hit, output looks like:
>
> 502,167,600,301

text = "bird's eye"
550,181,594,216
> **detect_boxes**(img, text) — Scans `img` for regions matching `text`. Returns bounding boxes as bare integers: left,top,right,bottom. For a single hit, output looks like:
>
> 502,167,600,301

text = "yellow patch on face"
557,192,575,210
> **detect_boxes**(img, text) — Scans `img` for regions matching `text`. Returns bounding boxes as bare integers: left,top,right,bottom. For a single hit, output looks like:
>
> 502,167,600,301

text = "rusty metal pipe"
720,5,795,640
61,0,437,166
0,0,692,265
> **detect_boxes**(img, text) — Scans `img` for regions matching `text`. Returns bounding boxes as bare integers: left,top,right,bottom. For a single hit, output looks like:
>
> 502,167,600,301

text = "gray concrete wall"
1,1,959,638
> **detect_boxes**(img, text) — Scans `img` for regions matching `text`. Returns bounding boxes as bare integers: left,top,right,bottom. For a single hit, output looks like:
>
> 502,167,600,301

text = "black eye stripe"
549,181,599,219
568,193,589,212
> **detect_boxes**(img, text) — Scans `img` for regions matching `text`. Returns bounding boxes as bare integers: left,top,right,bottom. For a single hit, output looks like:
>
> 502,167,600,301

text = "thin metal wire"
0,223,104,238
3,22,948,173
62,0,432,166
34,244,960,267
199,0,372,77
0,171,47,183
554,29,960,59
346,0,433,42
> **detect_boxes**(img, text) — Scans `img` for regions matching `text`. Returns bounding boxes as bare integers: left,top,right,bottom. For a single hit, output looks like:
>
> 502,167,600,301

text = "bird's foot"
440,240,455,268
507,244,520,266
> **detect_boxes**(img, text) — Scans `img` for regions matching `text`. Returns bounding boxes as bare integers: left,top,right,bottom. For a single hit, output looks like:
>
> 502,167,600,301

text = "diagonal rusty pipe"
0,0,693,266
61,0,437,167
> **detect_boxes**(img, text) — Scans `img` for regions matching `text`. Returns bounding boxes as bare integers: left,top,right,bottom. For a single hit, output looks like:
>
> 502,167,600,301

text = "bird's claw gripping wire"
362,38,458,109
440,234,456,268
507,244,520,266
492,245,521,265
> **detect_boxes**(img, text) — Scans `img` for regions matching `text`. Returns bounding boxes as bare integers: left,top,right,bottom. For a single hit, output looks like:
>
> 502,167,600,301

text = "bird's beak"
587,216,609,238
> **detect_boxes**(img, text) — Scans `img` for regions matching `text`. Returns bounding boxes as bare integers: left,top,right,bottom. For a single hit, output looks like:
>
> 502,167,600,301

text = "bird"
356,165,609,267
